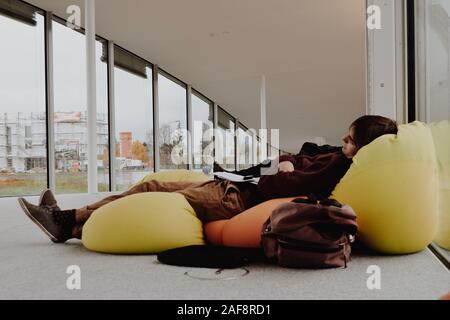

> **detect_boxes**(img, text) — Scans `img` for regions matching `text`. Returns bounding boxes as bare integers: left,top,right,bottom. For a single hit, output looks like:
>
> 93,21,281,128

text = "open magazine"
213,172,260,185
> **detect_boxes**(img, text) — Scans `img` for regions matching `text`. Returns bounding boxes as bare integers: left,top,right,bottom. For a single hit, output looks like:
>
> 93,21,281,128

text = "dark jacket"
256,151,352,201
298,142,343,157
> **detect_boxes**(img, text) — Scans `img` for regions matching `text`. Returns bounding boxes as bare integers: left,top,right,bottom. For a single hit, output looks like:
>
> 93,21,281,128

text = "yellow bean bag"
82,170,208,254
429,121,450,250
331,121,439,254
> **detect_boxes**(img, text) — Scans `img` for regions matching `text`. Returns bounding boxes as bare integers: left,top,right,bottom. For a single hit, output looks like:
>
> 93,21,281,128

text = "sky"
0,12,211,144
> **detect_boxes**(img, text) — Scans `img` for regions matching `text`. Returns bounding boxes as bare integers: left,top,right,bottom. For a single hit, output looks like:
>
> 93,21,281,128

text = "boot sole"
18,198,59,243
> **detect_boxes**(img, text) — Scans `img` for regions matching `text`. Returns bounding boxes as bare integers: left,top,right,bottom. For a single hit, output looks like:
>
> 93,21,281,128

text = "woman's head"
342,115,398,159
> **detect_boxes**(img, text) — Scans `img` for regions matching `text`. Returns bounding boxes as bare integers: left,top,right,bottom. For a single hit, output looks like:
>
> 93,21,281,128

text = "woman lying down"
18,115,398,244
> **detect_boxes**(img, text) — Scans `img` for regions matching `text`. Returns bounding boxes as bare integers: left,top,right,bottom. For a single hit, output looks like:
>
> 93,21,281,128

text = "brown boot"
38,189,60,211
18,198,74,243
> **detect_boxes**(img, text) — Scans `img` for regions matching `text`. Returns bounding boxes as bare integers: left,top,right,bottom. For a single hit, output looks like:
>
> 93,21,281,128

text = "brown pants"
72,179,258,239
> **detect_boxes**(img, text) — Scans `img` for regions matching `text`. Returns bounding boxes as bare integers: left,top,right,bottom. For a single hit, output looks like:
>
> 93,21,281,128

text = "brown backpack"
261,196,358,269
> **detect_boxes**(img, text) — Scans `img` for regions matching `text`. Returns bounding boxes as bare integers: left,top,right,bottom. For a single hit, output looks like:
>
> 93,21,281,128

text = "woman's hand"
278,161,295,172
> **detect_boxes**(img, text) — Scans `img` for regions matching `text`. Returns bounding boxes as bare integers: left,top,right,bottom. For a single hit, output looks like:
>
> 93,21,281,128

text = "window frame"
0,2,48,197
0,0,243,197
156,68,189,170
191,88,214,170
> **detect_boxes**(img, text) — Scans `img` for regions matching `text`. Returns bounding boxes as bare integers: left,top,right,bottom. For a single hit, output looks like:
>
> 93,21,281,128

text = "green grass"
0,172,109,197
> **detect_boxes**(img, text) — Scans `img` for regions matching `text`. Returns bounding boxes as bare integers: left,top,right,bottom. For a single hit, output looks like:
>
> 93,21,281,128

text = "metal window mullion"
233,117,238,171
252,130,258,166
187,85,193,170
86,0,98,194
213,103,218,163
107,40,116,191
45,11,56,191
235,118,240,170
153,65,160,172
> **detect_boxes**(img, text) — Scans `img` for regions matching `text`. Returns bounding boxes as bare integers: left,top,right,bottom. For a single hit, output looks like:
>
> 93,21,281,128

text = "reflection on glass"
416,0,450,257
216,108,235,170
114,47,154,191
158,72,187,170
0,7,47,196
192,93,214,171
237,126,253,170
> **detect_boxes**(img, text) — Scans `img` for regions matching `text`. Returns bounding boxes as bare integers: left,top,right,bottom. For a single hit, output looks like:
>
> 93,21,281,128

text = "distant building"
0,111,109,173
119,132,132,158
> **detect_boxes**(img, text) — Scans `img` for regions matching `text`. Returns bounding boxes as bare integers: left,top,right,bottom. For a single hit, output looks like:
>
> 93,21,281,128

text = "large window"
158,71,187,170
237,124,253,170
0,0,248,198
416,0,450,122
216,107,236,170
415,0,450,260
114,46,154,191
0,3,47,196
192,91,214,171
52,19,109,193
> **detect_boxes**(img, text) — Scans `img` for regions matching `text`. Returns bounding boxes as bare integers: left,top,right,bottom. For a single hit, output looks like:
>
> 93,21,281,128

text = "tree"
159,122,185,168
132,140,149,162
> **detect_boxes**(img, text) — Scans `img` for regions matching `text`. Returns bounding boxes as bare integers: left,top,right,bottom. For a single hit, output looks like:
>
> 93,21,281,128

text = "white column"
187,85,193,170
107,40,116,191
260,75,268,161
45,12,56,191
260,75,267,130
153,65,160,172
86,0,98,193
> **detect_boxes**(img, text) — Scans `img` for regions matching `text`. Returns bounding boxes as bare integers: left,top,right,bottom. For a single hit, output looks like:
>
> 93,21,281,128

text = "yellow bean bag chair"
332,121,439,254
429,121,450,250
82,170,208,254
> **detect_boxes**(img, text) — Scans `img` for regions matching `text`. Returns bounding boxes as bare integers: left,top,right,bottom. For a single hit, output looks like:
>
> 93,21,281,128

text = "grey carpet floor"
0,194,448,300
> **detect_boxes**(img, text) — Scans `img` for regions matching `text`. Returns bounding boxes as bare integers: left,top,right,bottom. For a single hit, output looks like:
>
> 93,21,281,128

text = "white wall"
366,0,406,123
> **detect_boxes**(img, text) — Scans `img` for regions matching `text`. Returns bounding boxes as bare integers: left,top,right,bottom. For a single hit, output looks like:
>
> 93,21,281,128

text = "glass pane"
417,0,450,121
114,47,153,191
0,7,47,196
192,93,213,171
53,20,109,193
158,72,187,170
416,0,450,261
237,126,253,170
216,108,235,170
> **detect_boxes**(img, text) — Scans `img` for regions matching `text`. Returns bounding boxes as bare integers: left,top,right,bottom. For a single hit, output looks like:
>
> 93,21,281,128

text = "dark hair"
350,115,398,150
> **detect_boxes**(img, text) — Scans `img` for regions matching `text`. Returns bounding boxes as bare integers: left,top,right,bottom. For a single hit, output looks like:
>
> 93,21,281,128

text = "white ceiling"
28,0,367,153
